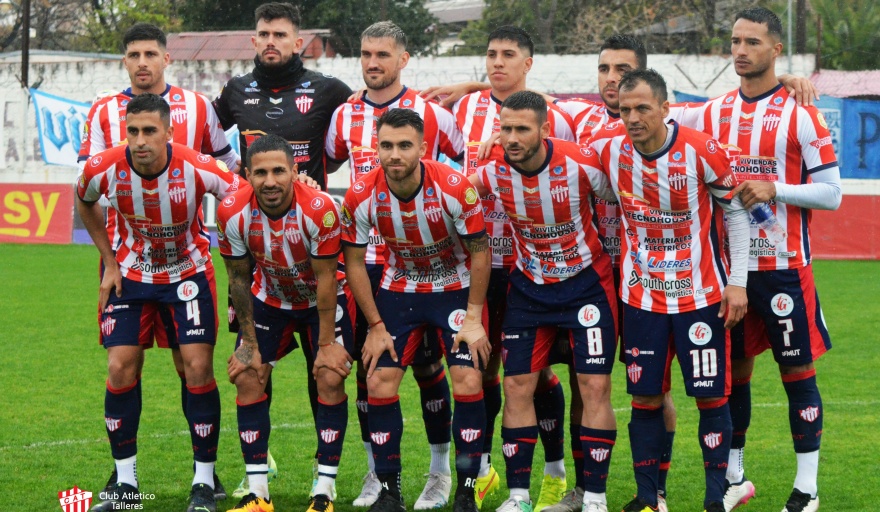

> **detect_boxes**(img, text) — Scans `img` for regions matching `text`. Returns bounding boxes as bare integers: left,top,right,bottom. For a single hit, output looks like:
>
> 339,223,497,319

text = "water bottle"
749,202,787,245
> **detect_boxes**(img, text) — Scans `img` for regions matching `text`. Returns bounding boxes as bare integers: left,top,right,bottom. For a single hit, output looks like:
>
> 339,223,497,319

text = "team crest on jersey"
240,430,260,444
448,173,462,186
169,186,186,204
322,210,336,228
59,485,93,512
668,171,687,191
310,197,325,210
763,114,782,132
194,423,214,438
105,417,121,432
320,429,340,443
285,225,302,244
590,448,610,462
539,419,557,432
771,293,794,316
502,443,518,458
703,432,722,449
296,95,314,114
171,108,187,124
799,406,820,423
425,206,443,222
101,317,116,336
177,281,200,301
371,432,391,445
688,322,712,346
550,185,569,203
460,429,482,443
627,363,642,383
577,304,601,327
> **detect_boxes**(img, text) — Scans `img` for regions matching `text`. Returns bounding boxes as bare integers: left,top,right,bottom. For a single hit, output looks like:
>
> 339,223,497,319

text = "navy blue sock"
178,373,187,419
782,371,823,453
105,379,140,459
356,377,370,443
482,376,503,455
186,380,221,463
237,394,270,466
658,431,675,497
415,367,452,445
570,423,585,489
698,399,732,507
534,375,565,463
265,373,273,409
453,391,486,491
368,395,404,475
316,395,348,468
501,426,538,490
580,427,616,494
628,404,664,507
729,378,751,450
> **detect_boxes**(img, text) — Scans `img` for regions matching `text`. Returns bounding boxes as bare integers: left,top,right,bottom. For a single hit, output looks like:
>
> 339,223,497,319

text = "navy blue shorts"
730,267,831,365
101,271,218,348
501,261,618,377
236,287,356,365
374,288,477,369
622,302,730,398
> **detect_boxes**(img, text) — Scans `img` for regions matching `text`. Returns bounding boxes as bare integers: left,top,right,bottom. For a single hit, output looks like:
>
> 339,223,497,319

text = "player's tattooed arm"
225,257,265,383
456,232,492,369
462,233,489,254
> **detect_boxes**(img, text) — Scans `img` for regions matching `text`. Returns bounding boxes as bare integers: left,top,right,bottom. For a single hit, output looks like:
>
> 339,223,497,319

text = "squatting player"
325,21,464,509
78,22,238,502
584,69,749,512
675,8,842,512
341,108,491,512
77,94,242,512
218,134,356,512
470,91,620,512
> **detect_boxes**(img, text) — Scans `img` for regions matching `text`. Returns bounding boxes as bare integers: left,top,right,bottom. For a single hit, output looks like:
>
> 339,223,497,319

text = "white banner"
30,88,90,167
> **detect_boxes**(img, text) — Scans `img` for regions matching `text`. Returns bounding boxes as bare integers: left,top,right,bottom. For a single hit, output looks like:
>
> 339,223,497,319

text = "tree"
809,0,880,70
83,0,180,52
456,0,577,55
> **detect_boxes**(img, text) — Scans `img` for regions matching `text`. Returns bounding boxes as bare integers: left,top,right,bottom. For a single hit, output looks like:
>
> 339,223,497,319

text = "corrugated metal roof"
166,30,332,61
810,70,880,98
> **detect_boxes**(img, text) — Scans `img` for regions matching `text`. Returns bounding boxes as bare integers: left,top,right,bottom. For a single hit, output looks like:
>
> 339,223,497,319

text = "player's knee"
632,394,663,408
779,361,813,376
577,374,612,401
503,373,537,403
184,357,213,382
366,370,399,398
315,368,345,394
449,366,482,395
731,356,755,380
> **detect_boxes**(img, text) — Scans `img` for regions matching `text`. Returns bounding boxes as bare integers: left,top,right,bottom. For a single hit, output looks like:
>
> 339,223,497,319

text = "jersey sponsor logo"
311,197,325,210
771,293,794,316
580,147,594,157
817,111,828,129
269,97,282,105
590,447,610,462
322,210,336,228
627,270,694,298
222,196,236,207
688,322,712,346
177,281,200,301
194,423,214,438
737,122,753,135
627,363,642,383
763,114,782,132
724,95,735,104
296,95,314,114
91,156,102,167
799,406,820,423
448,173,462,186
703,432,722,449
371,432,391,445
197,154,211,163
501,443,518,458
105,417,121,432
460,428,482,443
448,309,466,331
101,317,116,336
578,304,601,327
538,419,557,432
244,98,260,105
240,430,260,444
320,428,340,444
734,156,778,180
810,136,832,149
266,107,283,119
465,188,478,204
667,171,687,191
402,99,413,107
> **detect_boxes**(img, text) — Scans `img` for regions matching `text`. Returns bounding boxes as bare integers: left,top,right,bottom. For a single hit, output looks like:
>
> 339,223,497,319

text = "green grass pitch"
0,243,876,511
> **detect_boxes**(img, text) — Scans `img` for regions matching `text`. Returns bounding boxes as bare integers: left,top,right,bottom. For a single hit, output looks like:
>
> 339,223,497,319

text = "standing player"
325,21,464,509
77,94,242,512
452,27,575,510
583,69,749,512
212,3,353,497
342,108,491,512
675,9,841,512
78,23,238,501
218,134,355,512
469,91,619,512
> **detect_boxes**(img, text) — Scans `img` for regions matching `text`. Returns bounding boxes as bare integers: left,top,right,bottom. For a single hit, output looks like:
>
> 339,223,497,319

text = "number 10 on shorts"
689,348,717,378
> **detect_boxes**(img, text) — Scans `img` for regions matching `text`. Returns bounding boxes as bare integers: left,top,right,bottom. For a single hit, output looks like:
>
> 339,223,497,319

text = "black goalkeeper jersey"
214,67,352,190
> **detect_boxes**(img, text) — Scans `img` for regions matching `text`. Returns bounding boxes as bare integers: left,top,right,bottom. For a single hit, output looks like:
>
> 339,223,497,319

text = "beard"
504,141,541,164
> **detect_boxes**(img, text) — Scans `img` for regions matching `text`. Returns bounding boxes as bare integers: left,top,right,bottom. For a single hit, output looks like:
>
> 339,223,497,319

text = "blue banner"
673,90,708,103
30,89,90,166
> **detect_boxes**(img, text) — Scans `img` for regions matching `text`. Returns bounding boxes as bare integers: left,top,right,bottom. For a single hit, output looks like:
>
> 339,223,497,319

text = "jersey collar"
635,120,679,162
738,83,783,104
122,83,172,98
384,161,425,203
125,143,173,180
362,86,409,109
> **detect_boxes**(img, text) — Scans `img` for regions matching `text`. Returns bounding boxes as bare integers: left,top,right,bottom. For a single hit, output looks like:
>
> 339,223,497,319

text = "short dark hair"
376,108,424,137
487,26,534,57
619,68,668,104
361,21,407,50
122,23,166,51
600,34,647,70
126,93,170,124
255,2,301,29
501,90,547,125
246,134,295,169
735,7,783,39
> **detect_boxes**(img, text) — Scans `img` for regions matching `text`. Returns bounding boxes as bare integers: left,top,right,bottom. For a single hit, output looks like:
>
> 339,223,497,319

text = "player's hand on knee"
99,264,123,310
453,322,490,370
720,285,748,329
363,323,396,378
227,340,264,383
314,341,353,379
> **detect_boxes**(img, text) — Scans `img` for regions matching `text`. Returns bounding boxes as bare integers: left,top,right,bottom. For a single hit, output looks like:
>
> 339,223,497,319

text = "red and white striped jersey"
216,183,342,310
78,84,233,168
476,138,612,285
673,85,839,270
588,122,738,313
453,90,576,269
341,159,486,293
77,143,243,284
325,87,464,266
